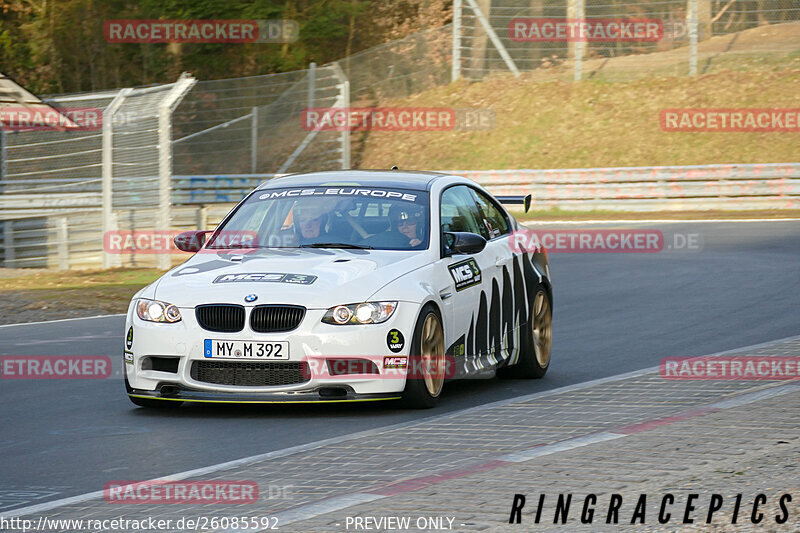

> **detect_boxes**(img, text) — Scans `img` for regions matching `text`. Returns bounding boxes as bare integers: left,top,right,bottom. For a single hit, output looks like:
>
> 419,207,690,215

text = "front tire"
401,304,446,409
498,286,552,379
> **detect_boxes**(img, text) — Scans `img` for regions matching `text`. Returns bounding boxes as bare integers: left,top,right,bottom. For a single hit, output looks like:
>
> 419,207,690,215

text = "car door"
437,185,499,375
468,187,519,367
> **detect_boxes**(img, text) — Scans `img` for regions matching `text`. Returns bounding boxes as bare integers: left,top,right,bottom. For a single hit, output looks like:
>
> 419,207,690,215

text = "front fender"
367,263,439,306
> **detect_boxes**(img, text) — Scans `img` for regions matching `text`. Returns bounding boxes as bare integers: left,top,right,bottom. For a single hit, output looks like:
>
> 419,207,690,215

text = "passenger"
388,204,425,247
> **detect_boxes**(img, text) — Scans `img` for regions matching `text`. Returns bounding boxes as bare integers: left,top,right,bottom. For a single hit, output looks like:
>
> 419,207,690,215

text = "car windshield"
210,186,430,251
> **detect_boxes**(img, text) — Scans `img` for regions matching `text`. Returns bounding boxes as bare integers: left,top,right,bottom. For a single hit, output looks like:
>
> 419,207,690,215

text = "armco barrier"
457,163,800,211
167,163,800,211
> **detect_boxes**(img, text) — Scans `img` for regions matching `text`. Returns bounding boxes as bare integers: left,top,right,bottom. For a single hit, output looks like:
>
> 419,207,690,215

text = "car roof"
257,170,454,191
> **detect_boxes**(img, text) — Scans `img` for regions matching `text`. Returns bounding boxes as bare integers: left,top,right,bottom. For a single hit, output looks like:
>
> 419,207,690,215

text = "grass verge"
0,269,163,324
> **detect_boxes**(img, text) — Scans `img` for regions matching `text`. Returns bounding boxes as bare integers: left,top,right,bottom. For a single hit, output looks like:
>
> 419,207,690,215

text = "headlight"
322,301,397,325
136,299,182,323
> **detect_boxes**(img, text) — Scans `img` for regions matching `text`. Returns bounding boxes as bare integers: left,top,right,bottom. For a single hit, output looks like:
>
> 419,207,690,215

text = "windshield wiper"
300,242,373,250
205,244,258,250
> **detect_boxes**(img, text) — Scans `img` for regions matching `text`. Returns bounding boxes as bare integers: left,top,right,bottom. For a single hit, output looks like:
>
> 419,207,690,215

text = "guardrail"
456,163,800,211
1,162,798,268
3,163,798,215
176,163,800,211
172,174,273,204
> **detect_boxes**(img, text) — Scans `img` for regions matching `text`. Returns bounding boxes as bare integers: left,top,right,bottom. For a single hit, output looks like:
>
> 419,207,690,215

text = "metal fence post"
157,102,172,270
329,62,350,170
158,74,197,270
308,62,316,110
341,78,350,170
196,205,208,231
278,65,347,174
567,0,586,81
251,106,258,174
0,128,6,184
464,0,520,77
452,0,462,82
102,88,131,269
3,220,14,268
688,0,699,75
573,0,585,81
56,216,69,270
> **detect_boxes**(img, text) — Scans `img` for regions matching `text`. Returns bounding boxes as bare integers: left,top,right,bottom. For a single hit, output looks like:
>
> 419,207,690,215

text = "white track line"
4,333,800,519
0,314,125,328
499,432,625,463
263,494,385,530
708,383,800,410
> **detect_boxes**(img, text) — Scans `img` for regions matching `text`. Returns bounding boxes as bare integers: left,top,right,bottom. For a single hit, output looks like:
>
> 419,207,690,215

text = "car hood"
154,248,431,308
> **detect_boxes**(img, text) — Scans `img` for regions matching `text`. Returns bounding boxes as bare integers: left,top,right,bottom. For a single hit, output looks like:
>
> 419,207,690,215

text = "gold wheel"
532,290,552,368
419,313,445,397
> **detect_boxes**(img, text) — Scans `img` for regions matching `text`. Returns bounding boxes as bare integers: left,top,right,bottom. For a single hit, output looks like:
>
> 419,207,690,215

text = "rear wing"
496,194,532,213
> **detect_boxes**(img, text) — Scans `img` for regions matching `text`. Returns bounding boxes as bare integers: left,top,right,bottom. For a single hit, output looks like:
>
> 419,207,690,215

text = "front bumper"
127,386,401,404
124,301,419,399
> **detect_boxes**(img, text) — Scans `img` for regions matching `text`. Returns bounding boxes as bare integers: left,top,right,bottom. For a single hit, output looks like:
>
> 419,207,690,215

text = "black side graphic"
512,255,528,332
522,253,539,318
446,334,466,357
466,317,475,362
476,290,488,357
454,250,544,374
501,265,515,361
489,279,502,361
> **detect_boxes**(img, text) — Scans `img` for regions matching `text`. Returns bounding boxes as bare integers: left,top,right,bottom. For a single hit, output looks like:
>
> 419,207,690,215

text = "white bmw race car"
124,170,553,408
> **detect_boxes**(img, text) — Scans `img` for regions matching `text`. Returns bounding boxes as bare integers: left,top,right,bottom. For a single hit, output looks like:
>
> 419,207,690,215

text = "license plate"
204,339,289,360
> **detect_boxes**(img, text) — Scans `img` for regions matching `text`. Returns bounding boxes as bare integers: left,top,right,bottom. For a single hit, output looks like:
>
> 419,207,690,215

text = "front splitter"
128,387,402,404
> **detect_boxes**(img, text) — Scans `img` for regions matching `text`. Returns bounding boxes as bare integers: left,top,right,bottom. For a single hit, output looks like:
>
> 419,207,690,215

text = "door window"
472,189,509,239
440,186,484,236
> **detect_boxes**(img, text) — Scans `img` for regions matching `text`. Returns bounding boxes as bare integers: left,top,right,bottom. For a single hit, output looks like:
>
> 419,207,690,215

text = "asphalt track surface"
1,220,798,512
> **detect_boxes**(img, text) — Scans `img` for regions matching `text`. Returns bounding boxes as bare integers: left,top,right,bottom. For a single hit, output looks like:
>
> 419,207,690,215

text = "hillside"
356,23,800,170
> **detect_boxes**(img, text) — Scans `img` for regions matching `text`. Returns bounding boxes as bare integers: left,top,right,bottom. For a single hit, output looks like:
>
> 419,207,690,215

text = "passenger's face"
397,218,417,240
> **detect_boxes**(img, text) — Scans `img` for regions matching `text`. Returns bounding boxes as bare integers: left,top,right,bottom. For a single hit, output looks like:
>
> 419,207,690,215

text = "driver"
293,200,330,243
388,204,425,247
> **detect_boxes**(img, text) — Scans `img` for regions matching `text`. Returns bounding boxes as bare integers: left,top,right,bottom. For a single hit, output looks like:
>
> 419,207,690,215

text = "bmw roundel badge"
244,294,258,303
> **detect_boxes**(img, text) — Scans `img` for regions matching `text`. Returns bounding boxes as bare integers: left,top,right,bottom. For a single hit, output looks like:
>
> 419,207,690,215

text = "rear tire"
497,285,552,379
400,304,446,409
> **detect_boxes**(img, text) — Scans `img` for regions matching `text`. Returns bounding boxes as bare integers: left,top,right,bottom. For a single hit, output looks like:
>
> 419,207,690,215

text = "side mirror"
444,231,487,255
174,230,209,253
